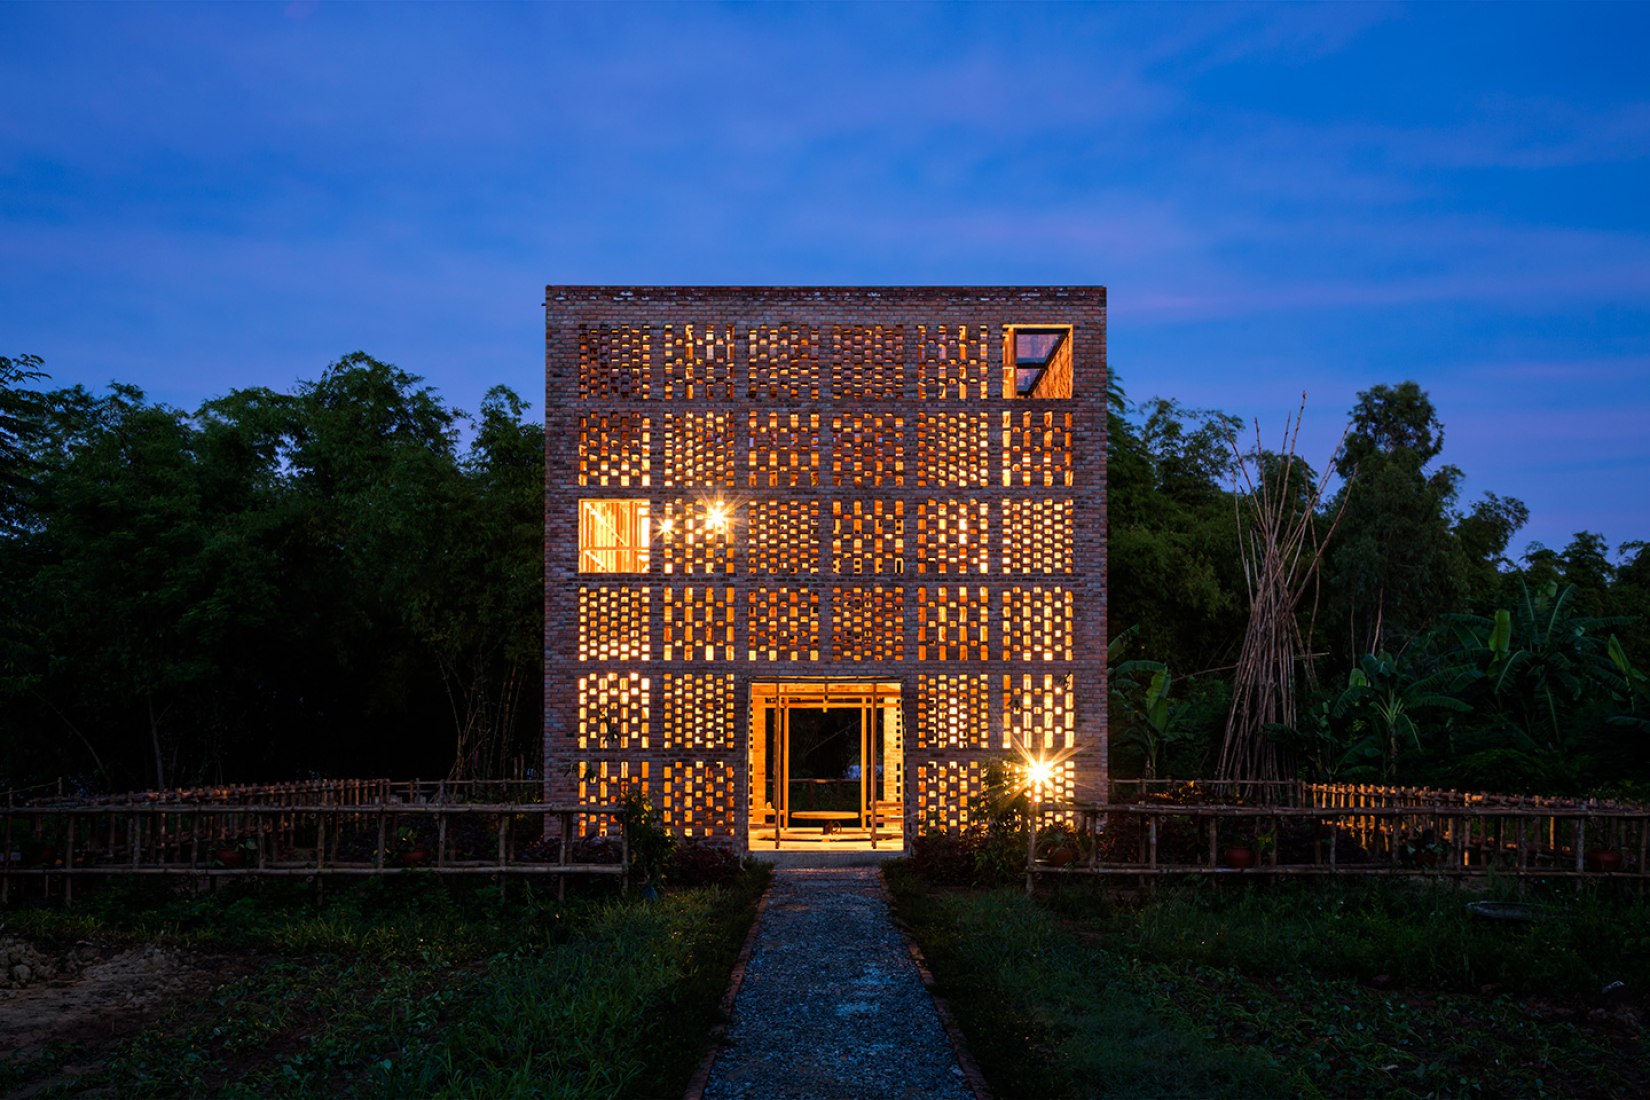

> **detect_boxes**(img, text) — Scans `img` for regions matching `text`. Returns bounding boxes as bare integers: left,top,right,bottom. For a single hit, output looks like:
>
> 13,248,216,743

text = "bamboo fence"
1037,780,1649,883
2,780,625,907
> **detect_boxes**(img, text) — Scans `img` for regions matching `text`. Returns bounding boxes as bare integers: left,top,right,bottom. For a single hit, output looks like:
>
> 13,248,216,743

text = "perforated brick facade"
546,286,1107,848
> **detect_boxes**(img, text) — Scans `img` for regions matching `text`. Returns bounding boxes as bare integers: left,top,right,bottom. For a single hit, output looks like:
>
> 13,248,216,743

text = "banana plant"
1108,627,1178,780
1448,580,1630,753
1330,650,1476,782
1605,634,1650,735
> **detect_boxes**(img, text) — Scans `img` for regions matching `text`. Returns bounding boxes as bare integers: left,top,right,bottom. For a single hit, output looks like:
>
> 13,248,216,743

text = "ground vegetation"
888,865,1650,1098
0,868,766,1097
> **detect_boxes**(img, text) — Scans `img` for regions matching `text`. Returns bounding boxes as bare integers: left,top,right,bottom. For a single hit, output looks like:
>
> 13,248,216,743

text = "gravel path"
701,867,974,1100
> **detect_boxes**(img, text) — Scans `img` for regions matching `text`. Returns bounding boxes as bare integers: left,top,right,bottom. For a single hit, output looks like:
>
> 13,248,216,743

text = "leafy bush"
666,841,743,888
907,821,1027,887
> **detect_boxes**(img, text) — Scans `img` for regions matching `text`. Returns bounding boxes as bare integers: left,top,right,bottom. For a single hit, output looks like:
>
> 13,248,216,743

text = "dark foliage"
0,354,543,790
667,841,745,888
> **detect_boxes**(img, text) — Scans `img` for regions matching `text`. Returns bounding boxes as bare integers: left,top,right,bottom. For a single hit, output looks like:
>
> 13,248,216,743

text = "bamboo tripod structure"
1217,395,1352,785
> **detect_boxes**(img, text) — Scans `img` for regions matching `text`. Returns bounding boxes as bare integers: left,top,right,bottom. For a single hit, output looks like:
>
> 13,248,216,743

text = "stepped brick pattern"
546,286,1107,847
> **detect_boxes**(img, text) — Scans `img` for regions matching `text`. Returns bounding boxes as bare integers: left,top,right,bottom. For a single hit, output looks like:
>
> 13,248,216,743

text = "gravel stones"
703,868,973,1100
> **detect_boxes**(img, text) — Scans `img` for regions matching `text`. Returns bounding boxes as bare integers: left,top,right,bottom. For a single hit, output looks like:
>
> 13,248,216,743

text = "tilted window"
1004,326,1073,398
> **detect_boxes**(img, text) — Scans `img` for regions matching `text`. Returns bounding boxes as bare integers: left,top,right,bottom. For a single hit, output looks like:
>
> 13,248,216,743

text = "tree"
406,385,545,780
0,353,47,534
1453,492,1529,612
1323,381,1463,658
1106,382,1246,680
0,352,548,790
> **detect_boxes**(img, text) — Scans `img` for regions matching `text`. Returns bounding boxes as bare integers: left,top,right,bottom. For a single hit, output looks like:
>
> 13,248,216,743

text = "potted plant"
1585,847,1623,873
1223,827,1273,870
395,825,432,867
1038,821,1081,867
212,837,257,869
1401,829,1448,869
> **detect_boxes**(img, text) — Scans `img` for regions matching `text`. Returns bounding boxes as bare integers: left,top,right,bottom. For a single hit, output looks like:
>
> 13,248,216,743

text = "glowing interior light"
659,518,676,536
1027,759,1054,787
707,501,729,533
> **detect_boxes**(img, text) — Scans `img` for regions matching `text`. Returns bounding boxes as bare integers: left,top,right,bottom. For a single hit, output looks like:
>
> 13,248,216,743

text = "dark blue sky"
5,2,1647,556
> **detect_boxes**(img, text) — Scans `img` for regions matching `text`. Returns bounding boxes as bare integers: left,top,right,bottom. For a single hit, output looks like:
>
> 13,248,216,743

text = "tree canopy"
0,354,543,790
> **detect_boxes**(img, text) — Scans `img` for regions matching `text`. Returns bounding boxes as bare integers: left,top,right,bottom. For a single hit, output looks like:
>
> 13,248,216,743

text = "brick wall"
545,286,1108,847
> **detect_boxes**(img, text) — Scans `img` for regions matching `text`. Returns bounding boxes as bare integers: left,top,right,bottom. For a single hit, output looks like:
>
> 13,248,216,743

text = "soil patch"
0,936,251,1096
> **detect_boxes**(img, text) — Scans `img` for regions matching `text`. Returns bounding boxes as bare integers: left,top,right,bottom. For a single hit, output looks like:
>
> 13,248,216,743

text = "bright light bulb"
707,501,729,532
1027,760,1054,787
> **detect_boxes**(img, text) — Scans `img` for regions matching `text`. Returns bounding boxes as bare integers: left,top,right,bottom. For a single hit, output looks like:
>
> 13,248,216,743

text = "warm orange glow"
1027,759,1054,787
578,499,650,573
707,500,729,533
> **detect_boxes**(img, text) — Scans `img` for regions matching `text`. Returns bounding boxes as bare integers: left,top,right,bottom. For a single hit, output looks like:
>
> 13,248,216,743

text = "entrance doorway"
748,681,903,850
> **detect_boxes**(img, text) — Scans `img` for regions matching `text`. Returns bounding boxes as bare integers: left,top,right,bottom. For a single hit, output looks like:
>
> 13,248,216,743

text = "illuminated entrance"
748,681,904,850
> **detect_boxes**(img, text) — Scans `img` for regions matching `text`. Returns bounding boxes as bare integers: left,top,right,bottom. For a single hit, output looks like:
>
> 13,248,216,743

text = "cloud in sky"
2,0,1648,555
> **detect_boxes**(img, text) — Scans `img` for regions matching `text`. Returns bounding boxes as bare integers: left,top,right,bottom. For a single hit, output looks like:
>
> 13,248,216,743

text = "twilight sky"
4,1,1647,557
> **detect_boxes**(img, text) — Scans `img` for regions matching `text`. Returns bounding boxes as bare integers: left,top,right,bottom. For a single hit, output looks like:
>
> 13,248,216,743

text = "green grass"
1055,875,1650,998
885,864,1288,1098
888,866,1650,1098
1,869,768,1098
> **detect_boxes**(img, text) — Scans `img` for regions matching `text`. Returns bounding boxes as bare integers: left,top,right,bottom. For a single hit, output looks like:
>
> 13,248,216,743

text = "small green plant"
1399,827,1448,867
622,785,676,887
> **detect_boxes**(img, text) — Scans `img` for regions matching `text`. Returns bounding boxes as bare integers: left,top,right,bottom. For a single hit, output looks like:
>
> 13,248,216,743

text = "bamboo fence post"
63,815,74,908
1026,796,1039,896
557,810,569,901
376,808,386,871
1,807,12,904
437,811,447,869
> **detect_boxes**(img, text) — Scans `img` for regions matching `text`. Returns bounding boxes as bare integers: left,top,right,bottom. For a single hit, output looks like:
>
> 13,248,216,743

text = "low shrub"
667,841,743,888
907,822,1028,887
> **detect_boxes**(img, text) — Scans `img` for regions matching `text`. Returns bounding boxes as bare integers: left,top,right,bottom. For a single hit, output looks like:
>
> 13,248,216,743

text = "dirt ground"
0,936,246,1097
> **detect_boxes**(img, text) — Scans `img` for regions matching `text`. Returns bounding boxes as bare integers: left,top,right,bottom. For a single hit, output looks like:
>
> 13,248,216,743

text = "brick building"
544,286,1107,850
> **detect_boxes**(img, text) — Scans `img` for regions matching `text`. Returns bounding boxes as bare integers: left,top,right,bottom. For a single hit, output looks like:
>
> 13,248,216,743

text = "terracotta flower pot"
1047,847,1075,868
400,847,431,867
1586,848,1622,873
214,848,246,869
32,846,61,869
1223,845,1256,870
